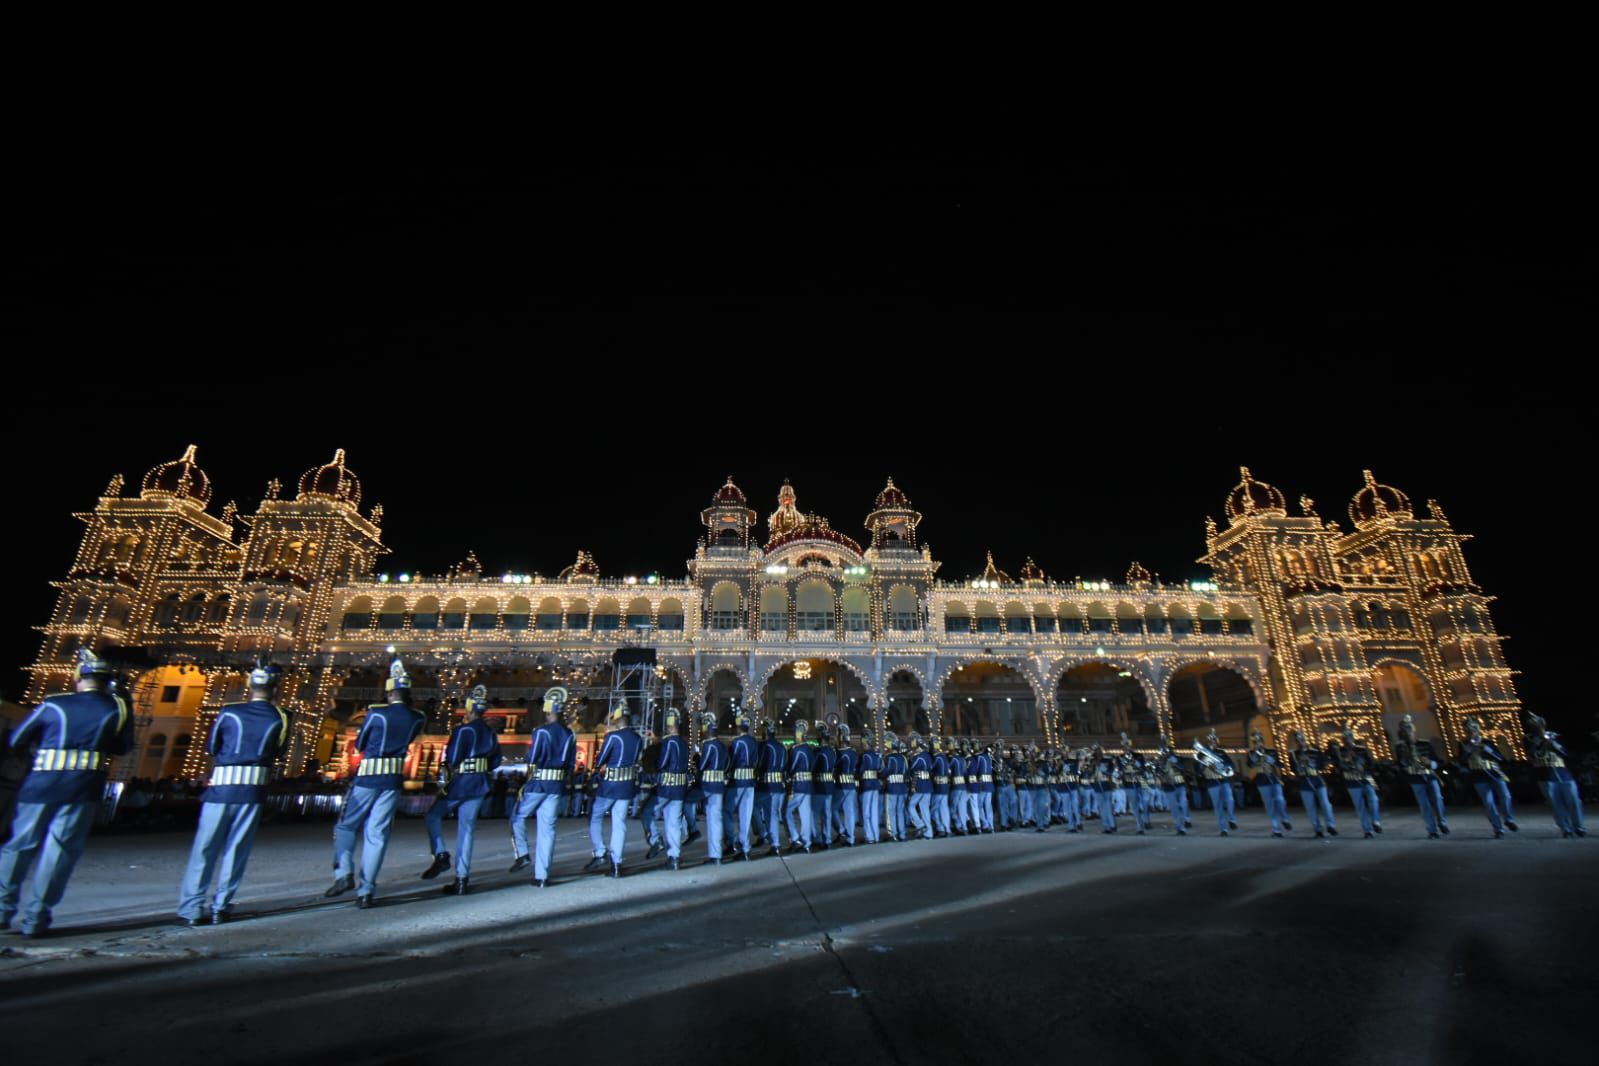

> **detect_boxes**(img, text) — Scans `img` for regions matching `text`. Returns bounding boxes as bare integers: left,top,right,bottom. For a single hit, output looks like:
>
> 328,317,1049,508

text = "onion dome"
1019,557,1047,585
1224,466,1287,523
765,516,863,555
297,449,361,507
140,444,212,506
559,550,600,583
768,478,807,538
874,476,909,511
1349,470,1413,529
712,475,747,505
972,551,1012,587
1125,561,1153,587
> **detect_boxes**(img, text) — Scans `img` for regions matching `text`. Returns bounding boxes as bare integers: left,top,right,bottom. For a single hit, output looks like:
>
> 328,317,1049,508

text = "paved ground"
1,807,1594,1065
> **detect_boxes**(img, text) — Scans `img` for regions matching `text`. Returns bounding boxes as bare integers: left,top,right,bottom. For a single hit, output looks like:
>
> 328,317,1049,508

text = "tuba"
1192,738,1236,779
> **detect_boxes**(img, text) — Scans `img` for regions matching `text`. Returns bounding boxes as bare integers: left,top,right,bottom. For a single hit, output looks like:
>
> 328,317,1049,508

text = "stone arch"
937,658,1048,740
1166,658,1266,746
697,659,753,709
1371,657,1440,745
883,667,927,735
1053,659,1160,743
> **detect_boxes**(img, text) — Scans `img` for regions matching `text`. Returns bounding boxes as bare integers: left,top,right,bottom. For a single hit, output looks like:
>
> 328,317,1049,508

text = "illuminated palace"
26,450,1525,779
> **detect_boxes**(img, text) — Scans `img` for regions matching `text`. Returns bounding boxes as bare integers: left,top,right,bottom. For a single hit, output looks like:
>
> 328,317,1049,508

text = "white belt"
457,758,490,774
33,749,103,772
659,772,688,787
210,765,269,786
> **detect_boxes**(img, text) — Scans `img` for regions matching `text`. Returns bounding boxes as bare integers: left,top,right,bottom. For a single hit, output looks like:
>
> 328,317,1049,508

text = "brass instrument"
1192,739,1236,779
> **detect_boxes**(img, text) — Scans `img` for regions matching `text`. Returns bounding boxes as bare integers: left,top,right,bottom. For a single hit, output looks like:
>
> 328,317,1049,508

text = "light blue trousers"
1163,786,1189,831
703,792,724,859
1349,782,1381,834
509,791,559,879
0,801,96,933
861,790,881,842
811,793,834,843
178,801,263,919
886,793,908,839
1406,779,1448,835
588,796,630,863
1473,778,1514,833
1258,782,1291,834
661,798,685,858
1541,779,1584,834
333,786,401,897
428,794,485,879
935,793,952,835
909,793,932,837
1297,781,1335,831
785,792,813,847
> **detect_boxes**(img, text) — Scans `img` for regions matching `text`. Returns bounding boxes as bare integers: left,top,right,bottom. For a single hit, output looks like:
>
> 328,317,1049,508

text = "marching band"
0,651,1589,938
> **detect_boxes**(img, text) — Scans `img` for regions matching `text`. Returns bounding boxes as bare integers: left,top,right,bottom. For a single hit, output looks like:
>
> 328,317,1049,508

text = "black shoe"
1272,832,1283,838
357,895,374,909
740,850,752,861
176,915,205,929
1494,829,1505,839
1373,823,1383,835
1428,832,1440,839
609,862,623,879
420,852,451,880
1363,832,1374,839
1135,829,1144,836
1177,829,1187,836
211,908,233,926
325,874,355,898
1314,829,1324,838
534,878,549,888
687,830,701,843
768,846,782,857
508,855,532,874
1185,821,1193,829
443,878,470,896
1578,828,1588,837
582,856,606,872
22,926,50,939
1283,820,1292,830
1220,830,1229,837
1326,827,1339,837
668,857,681,870
1440,825,1451,836
1506,820,1519,832
646,842,664,860
1228,820,1238,830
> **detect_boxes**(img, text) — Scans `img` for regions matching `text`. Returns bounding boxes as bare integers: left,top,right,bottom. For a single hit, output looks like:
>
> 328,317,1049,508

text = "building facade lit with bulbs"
24,449,1525,780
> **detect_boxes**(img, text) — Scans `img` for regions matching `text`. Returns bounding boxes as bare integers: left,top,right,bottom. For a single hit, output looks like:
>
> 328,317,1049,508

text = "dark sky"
5,152,1586,732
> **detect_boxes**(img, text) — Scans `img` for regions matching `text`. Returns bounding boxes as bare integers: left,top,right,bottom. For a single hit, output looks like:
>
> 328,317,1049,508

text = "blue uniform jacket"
910,751,933,794
884,752,909,795
971,752,993,793
950,754,967,788
786,741,816,795
757,737,787,793
729,733,758,790
593,727,643,800
445,719,503,799
13,689,135,804
657,734,689,801
524,719,572,796
699,737,727,795
203,699,289,804
836,746,858,788
815,743,837,794
931,753,949,794
352,702,425,790
859,749,882,791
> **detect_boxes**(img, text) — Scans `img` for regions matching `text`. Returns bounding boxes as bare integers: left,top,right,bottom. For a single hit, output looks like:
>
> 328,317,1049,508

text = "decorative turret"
1349,470,1413,529
768,478,807,540
701,475,757,551
1019,557,1047,587
297,449,361,508
451,550,483,581
1224,466,1286,524
1125,561,1153,589
560,550,600,584
971,551,1012,587
865,476,922,550
141,444,212,507
763,479,862,554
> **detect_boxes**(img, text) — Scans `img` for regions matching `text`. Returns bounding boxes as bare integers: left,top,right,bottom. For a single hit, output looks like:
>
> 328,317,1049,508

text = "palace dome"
712,476,747,505
140,444,211,506
874,477,910,510
1349,470,1413,528
297,449,361,507
1224,467,1287,522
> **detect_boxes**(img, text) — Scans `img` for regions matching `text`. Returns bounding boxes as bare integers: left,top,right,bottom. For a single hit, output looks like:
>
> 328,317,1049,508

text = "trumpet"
1192,739,1236,779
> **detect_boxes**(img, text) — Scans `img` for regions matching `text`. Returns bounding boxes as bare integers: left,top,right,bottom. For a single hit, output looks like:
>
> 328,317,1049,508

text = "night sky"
6,153,1585,733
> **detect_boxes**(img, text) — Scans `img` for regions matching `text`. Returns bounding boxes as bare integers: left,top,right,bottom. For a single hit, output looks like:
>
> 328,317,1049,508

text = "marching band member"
1092,744,1119,834
1391,714,1448,839
812,721,837,848
1525,713,1585,838
1246,728,1292,838
858,728,883,844
949,739,970,835
506,686,568,888
656,711,691,870
883,734,910,842
1287,730,1337,838
727,712,759,859
328,657,425,908
585,706,642,878
1196,729,1237,836
834,724,859,846
784,718,816,853
1117,735,1147,834
1332,724,1382,839
177,660,288,926
698,712,729,864
1,648,135,937
1155,744,1189,835
755,718,787,855
1456,716,1518,838
931,738,952,838
1028,745,1050,833
908,735,934,840
423,684,504,894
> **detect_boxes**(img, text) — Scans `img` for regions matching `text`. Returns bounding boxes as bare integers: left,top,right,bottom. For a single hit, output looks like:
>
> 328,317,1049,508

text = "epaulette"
367,703,389,712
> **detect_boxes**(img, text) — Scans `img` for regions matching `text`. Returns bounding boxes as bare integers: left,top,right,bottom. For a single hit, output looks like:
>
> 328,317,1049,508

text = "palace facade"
25,450,1524,779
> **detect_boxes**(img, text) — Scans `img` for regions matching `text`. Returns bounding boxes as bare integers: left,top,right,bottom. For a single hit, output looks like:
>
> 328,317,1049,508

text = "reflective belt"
764,772,785,785
533,768,566,781
210,765,268,786
659,772,688,787
935,776,950,786
701,770,726,783
887,774,905,784
861,770,879,780
357,756,405,776
457,758,490,774
603,766,637,781
839,774,856,785
791,772,813,781
979,774,993,782
32,748,103,772
952,777,965,786
915,771,931,780
732,768,756,781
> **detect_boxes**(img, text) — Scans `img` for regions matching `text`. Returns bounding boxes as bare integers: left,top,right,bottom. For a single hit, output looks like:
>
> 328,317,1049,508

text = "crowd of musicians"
0,652,1586,938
